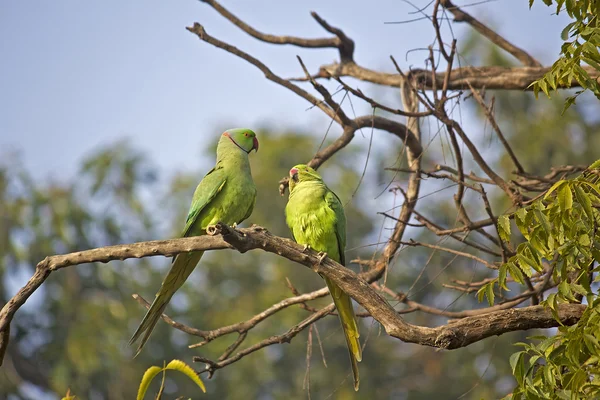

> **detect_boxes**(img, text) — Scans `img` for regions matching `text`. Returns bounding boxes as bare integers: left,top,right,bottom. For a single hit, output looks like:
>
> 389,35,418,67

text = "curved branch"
201,0,338,49
0,223,586,366
186,23,341,124
201,0,354,61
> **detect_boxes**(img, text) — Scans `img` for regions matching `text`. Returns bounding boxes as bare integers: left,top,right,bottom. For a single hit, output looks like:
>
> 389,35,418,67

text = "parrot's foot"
206,224,222,236
232,222,238,229
316,251,328,265
302,244,311,253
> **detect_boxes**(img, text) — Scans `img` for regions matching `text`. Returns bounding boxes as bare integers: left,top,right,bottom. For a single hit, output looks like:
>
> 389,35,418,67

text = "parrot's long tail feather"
324,277,362,391
129,251,204,356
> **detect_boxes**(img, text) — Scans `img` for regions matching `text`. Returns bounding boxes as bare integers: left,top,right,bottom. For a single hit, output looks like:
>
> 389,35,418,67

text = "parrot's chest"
287,196,335,246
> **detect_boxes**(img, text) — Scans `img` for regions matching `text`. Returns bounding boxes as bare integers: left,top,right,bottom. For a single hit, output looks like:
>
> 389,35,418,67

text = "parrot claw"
232,222,238,229
317,251,328,265
302,244,311,253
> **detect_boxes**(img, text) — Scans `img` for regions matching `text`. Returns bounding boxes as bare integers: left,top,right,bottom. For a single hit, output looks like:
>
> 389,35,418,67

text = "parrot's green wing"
325,189,346,266
180,167,227,238
324,189,347,300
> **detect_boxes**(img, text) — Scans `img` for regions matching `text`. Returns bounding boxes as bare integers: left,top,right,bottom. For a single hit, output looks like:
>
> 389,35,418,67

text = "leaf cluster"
479,160,600,398
529,0,600,110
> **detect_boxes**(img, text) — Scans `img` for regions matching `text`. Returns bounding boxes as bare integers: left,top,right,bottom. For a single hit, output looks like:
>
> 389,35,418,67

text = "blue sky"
1,0,570,179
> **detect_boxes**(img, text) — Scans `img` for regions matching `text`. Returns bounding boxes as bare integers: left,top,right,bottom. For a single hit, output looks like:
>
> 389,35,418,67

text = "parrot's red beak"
290,167,299,182
252,137,259,153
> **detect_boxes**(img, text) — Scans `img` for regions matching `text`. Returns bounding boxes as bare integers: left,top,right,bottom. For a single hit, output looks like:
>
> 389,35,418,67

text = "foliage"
528,0,600,110
507,300,600,400
60,389,77,400
477,160,600,398
137,360,205,400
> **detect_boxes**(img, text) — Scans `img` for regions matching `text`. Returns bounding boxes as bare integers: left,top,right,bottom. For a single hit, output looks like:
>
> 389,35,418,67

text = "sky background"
1,0,570,180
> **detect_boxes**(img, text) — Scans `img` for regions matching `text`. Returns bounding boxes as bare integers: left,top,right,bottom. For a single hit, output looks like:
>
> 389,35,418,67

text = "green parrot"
284,164,362,391
129,128,259,355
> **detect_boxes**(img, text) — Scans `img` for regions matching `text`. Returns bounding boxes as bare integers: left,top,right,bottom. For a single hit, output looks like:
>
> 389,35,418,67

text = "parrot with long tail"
284,164,362,391
129,128,259,355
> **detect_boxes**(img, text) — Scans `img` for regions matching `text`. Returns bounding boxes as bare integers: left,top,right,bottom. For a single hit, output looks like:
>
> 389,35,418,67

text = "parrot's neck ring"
224,133,250,154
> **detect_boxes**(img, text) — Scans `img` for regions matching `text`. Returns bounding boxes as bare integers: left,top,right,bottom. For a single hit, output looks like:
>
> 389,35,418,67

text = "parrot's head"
223,128,259,154
288,164,322,192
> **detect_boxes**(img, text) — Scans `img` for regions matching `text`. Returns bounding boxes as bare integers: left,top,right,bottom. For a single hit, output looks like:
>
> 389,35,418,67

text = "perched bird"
284,164,362,391
130,128,259,355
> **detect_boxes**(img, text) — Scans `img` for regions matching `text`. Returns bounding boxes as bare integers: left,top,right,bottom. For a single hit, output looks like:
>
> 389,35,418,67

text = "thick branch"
309,63,600,91
1,224,587,365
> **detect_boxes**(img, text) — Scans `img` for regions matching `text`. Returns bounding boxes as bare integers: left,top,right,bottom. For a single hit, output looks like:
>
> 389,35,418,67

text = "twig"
439,0,542,67
401,239,497,270
467,82,525,174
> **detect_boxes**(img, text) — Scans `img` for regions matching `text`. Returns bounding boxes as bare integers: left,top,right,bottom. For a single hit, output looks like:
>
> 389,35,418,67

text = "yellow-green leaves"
498,214,511,242
528,0,600,111
557,181,573,211
509,300,600,399
137,360,206,400
61,389,77,400
491,159,600,399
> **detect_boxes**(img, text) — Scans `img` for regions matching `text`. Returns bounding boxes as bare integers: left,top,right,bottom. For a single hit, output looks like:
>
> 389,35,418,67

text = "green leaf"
516,207,528,223
561,21,577,40
545,180,567,201
539,77,550,97
515,208,532,240
499,264,509,291
510,351,525,386
508,262,526,285
558,183,573,211
486,281,495,306
136,360,206,400
517,254,537,276
558,280,577,302
588,159,600,170
498,214,511,242
534,208,552,234
164,360,206,393
574,185,594,221
579,233,591,247
137,366,163,400
562,95,578,113
543,365,556,387
571,283,589,297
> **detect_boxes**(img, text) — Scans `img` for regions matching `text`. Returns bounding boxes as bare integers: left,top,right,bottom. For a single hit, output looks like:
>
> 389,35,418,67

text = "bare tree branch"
201,0,355,61
308,63,600,91
439,0,542,67
186,23,341,124
194,305,335,377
